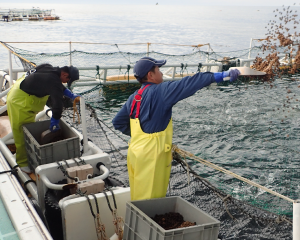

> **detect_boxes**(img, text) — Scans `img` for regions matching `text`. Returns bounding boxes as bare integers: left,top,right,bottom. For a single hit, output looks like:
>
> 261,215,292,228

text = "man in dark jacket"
7,64,79,173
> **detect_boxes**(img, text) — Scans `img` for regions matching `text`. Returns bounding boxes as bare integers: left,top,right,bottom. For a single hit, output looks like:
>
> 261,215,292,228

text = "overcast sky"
1,0,300,6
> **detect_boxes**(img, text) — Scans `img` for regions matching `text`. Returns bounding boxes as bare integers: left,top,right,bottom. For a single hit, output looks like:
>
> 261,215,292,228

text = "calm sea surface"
1,4,300,217
0,4,279,68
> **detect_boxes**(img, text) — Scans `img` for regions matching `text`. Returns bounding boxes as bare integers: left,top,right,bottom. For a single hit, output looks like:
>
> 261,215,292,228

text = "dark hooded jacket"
20,64,66,119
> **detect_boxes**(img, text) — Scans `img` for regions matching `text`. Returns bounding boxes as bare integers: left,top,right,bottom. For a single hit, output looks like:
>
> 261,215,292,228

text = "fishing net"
0,40,269,79
59,86,295,239
57,59,300,240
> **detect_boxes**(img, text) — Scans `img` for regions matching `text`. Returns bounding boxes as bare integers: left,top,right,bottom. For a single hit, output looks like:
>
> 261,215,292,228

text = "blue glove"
63,88,81,101
72,93,81,101
213,69,240,83
50,117,60,132
227,69,240,82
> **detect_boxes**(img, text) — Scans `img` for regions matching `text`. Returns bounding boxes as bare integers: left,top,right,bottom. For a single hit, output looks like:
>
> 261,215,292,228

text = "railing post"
206,44,211,64
217,62,223,72
294,200,300,240
69,41,72,66
8,50,14,87
239,59,245,67
172,67,176,79
103,69,107,83
248,38,253,59
80,97,89,155
0,72,4,90
147,43,151,57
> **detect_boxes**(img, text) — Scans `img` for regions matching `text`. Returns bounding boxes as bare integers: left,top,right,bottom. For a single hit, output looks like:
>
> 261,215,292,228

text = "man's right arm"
161,72,215,109
112,103,131,136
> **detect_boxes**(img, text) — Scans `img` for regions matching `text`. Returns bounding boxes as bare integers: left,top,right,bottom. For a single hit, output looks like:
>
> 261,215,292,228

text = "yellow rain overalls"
6,76,49,167
127,84,173,200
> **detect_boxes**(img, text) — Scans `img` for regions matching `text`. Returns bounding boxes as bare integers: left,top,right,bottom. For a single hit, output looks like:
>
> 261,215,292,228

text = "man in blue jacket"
112,57,240,200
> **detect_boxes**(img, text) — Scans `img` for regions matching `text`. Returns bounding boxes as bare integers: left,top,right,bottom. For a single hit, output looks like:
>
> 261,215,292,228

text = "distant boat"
0,8,60,22
44,15,59,20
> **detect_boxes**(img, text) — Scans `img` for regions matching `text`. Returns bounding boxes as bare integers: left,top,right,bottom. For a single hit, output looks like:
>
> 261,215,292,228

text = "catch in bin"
123,196,220,240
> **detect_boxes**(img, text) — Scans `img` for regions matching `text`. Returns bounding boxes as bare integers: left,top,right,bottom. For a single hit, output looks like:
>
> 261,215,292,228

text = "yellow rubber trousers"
6,77,49,167
127,118,173,200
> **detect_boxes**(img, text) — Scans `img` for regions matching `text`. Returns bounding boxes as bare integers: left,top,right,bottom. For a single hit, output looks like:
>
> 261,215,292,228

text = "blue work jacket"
112,72,216,136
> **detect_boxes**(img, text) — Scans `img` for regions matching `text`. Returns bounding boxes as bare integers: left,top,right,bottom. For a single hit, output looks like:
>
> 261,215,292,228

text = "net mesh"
61,101,293,239
1,41,280,78
2,41,297,239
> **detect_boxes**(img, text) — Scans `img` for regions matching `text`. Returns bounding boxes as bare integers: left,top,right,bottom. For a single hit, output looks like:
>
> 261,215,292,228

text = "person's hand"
63,88,81,101
72,93,81,101
223,69,241,82
228,69,240,82
214,69,241,83
49,117,60,132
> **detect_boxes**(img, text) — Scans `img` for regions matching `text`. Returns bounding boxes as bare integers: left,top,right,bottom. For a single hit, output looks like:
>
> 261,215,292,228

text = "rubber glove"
213,69,241,83
63,88,81,101
49,117,60,132
227,69,240,82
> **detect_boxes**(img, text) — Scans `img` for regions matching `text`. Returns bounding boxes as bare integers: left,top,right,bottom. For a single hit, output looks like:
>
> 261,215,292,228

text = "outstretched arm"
162,69,240,109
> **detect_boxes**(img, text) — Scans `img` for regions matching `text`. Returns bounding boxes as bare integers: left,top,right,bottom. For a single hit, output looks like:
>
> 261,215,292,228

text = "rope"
56,161,77,181
78,157,87,165
103,189,124,240
95,65,100,79
197,63,202,72
112,209,124,240
2,41,210,48
172,145,295,203
91,194,108,240
76,190,108,240
73,97,81,124
73,158,81,166
115,44,132,64
0,41,36,67
182,155,190,185
63,159,70,168
125,65,131,83
180,63,184,76
0,168,18,177
173,152,293,225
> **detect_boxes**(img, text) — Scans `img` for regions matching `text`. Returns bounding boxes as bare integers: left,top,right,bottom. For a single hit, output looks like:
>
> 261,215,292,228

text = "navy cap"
133,57,166,81
67,66,79,88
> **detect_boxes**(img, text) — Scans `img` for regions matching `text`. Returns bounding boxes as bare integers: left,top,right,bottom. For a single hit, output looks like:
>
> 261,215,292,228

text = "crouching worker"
112,57,240,200
6,63,80,174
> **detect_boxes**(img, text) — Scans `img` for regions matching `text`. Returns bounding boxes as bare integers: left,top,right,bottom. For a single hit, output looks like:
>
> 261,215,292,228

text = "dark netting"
1,41,274,80
60,103,292,240
168,154,292,240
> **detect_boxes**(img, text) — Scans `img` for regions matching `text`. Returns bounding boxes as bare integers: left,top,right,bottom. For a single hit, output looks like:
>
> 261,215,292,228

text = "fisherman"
112,57,240,200
6,63,80,174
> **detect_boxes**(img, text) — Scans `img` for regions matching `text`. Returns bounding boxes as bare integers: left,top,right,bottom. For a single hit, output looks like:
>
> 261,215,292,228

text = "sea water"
1,4,300,216
0,4,279,68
